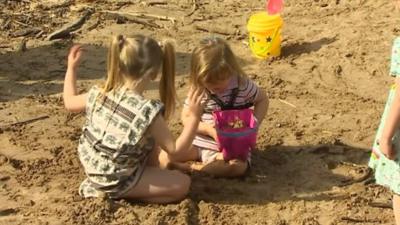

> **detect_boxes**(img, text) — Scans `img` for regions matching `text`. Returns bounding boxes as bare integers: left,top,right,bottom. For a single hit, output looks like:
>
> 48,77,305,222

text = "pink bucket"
213,109,258,161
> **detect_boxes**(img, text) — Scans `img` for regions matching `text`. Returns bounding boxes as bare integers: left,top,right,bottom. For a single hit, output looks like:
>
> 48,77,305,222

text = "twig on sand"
278,98,297,108
86,18,100,31
144,0,168,6
338,168,372,187
0,115,49,129
101,10,161,28
47,10,93,40
194,24,236,36
102,10,176,24
13,27,41,37
368,201,392,209
340,216,380,223
13,19,29,27
186,0,198,16
41,0,74,10
0,208,18,216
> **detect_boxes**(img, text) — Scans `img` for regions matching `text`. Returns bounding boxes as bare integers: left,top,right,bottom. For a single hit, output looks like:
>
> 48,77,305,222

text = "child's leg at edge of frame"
119,166,191,204
394,194,400,225
191,152,248,178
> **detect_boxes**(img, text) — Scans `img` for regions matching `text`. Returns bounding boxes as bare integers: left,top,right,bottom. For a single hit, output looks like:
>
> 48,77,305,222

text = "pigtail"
159,40,176,120
103,34,125,94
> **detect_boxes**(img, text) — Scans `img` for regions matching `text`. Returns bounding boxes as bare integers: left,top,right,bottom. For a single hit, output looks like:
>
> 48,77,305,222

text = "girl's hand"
380,139,396,160
187,87,205,118
67,45,83,70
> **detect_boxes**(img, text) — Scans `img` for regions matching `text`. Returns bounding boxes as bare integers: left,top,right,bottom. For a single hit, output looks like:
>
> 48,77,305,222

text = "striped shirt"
184,76,260,150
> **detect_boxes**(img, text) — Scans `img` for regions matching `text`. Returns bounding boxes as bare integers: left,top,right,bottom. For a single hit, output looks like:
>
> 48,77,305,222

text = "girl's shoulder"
238,77,258,91
123,93,164,112
391,37,400,77
87,86,101,104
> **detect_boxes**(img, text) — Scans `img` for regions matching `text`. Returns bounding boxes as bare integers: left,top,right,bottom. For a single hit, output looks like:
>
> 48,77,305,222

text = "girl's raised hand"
67,45,83,70
187,87,205,118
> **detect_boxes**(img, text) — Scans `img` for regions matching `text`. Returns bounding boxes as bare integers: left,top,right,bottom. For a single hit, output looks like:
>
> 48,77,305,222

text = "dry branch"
278,99,296,108
101,10,160,28
194,24,236,36
368,201,392,209
47,10,93,40
131,11,174,23
41,0,74,10
144,0,168,6
338,168,372,187
13,27,41,37
0,115,49,129
341,216,380,223
186,0,198,16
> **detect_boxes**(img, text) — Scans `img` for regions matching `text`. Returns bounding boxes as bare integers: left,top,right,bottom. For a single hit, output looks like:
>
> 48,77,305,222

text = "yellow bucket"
247,12,283,59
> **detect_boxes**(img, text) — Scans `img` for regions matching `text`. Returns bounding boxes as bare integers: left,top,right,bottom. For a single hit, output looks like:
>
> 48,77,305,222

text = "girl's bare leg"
146,146,172,169
394,194,400,225
120,166,191,204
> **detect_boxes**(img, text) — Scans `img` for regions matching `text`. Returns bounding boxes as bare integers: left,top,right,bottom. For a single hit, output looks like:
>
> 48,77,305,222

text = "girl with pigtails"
63,34,204,203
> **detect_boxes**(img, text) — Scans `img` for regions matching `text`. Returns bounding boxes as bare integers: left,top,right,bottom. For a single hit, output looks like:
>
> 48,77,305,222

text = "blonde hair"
190,37,247,88
103,34,176,119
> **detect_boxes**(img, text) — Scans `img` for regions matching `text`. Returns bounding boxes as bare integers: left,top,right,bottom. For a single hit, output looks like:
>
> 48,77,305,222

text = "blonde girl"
172,37,268,177
63,34,204,203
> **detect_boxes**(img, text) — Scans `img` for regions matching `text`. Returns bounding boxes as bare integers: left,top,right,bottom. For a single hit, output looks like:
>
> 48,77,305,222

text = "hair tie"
201,36,218,45
117,34,125,49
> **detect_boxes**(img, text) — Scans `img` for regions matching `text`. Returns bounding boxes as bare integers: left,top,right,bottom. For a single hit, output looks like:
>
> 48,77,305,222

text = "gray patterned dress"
78,86,163,198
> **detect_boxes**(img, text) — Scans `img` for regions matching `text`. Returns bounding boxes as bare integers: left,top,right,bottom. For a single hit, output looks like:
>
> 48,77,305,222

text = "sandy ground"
1,0,400,224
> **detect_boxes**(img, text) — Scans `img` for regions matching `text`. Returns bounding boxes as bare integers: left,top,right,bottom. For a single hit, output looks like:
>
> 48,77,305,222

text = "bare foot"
168,162,192,173
215,152,224,161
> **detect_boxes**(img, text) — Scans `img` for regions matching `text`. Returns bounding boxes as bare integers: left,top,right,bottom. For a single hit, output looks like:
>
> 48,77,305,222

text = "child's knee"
227,160,248,177
171,172,191,200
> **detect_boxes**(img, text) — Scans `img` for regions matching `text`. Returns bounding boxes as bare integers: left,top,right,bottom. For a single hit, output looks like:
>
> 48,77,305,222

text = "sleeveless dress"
77,86,163,198
369,37,400,194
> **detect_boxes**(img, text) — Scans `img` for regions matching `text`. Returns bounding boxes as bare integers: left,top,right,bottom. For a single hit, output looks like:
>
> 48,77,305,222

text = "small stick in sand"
340,216,380,223
338,168,372,187
368,201,392,209
278,98,297,108
102,10,176,24
194,24,236,36
0,208,18,216
186,0,198,16
1,115,49,129
144,0,168,6
47,10,93,40
101,11,161,28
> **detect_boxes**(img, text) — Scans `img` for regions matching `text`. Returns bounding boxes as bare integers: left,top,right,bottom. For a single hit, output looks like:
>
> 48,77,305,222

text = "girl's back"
78,86,163,198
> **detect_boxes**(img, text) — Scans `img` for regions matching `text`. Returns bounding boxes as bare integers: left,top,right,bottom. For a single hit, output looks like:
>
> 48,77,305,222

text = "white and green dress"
77,86,163,198
369,37,400,195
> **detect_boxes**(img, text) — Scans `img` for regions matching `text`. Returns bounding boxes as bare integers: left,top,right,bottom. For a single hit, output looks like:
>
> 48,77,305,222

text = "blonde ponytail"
159,40,176,120
103,35,125,94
